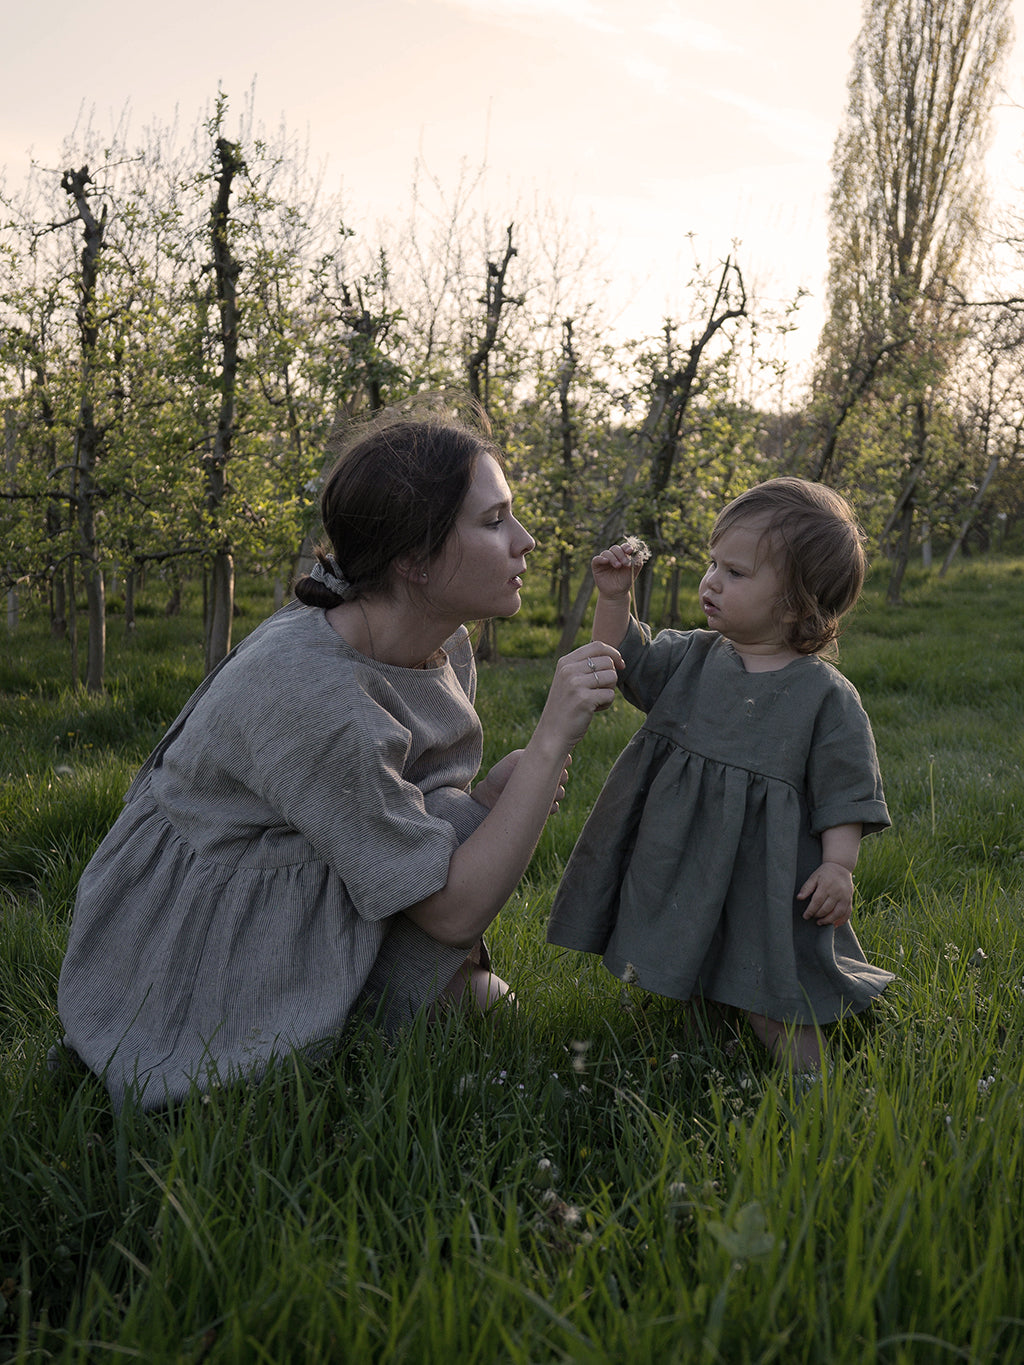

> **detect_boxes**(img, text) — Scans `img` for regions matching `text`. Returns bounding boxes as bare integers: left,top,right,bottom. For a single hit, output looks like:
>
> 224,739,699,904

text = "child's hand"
592,543,643,600
797,862,854,926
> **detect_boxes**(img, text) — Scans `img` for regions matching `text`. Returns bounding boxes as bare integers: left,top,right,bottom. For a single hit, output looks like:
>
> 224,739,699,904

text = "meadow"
1,558,1023,1363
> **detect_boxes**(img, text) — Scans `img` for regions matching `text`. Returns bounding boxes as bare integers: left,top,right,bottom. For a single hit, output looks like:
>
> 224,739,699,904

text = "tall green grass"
1,560,1023,1362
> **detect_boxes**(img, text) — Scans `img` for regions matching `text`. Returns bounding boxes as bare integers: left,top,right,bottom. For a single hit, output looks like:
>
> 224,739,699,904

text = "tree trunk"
666,563,682,626
61,165,109,693
940,451,1001,575
125,566,137,633
3,411,16,632
467,224,518,409
636,261,746,592
884,399,928,605
475,618,498,663
205,551,234,672
84,564,106,692
556,441,650,654
556,319,577,626
467,224,519,663
67,561,79,689
886,501,915,606
203,137,245,674
165,571,182,617
557,562,598,655
556,550,572,624
51,569,66,638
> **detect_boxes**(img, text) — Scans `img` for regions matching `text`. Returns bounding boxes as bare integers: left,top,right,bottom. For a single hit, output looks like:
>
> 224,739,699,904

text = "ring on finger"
586,657,597,673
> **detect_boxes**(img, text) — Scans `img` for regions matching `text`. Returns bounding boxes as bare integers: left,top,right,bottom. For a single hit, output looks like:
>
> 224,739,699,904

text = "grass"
1,558,1023,1362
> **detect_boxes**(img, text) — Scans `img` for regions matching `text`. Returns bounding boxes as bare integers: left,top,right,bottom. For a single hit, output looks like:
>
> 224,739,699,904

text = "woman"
54,405,623,1110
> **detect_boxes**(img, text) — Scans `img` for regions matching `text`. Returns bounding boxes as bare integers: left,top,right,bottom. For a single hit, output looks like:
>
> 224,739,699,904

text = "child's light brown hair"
711,477,866,657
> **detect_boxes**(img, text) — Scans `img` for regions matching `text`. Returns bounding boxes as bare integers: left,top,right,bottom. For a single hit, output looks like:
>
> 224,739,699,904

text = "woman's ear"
393,557,429,585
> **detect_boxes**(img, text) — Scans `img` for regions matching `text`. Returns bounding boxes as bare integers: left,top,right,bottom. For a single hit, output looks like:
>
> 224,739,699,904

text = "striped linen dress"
54,604,489,1110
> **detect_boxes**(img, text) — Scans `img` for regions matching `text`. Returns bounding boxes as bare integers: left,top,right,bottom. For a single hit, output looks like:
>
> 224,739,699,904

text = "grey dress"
55,604,489,1110
547,619,893,1023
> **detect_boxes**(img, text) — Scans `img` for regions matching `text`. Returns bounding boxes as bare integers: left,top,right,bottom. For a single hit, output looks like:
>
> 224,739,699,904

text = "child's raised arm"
592,542,644,647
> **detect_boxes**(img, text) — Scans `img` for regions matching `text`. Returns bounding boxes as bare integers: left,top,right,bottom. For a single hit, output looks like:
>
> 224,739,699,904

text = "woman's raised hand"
538,643,625,749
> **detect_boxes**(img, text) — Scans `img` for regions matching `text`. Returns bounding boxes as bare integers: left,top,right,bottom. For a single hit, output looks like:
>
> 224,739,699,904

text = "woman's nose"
515,518,536,555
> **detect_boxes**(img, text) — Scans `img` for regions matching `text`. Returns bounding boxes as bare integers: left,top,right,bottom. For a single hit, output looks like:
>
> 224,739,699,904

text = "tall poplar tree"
813,0,1011,595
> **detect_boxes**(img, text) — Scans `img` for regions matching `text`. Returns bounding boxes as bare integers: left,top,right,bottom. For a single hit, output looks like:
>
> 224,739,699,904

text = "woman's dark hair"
294,399,503,608
711,476,867,657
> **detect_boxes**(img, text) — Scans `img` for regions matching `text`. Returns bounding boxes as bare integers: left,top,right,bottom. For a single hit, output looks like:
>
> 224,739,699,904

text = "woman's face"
428,454,536,622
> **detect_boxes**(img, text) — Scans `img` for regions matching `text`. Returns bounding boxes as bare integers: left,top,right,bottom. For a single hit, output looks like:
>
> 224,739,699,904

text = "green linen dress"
55,603,489,1110
547,619,893,1023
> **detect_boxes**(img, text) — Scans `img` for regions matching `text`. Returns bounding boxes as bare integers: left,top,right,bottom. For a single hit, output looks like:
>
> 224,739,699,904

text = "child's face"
699,522,790,653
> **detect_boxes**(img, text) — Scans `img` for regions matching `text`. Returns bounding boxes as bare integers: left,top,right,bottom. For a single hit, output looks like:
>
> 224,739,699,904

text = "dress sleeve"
244,691,469,922
422,787,489,843
617,617,698,714
806,678,891,837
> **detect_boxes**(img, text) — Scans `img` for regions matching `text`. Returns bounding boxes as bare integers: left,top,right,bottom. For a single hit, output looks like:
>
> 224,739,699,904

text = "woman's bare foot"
436,960,515,1017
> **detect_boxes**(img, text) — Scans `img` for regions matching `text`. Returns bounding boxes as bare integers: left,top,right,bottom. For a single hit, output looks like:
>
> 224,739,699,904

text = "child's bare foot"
678,998,740,1048
745,1011,824,1071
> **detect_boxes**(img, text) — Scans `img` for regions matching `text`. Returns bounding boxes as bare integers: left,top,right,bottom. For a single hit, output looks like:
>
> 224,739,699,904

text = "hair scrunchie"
310,556,358,600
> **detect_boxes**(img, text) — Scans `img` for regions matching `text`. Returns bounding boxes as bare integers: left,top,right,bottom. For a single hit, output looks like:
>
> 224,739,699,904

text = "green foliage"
810,0,1017,559
2,513,1024,1361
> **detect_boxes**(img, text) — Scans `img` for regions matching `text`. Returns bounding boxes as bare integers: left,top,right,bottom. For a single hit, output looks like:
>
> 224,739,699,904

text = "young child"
547,477,892,1070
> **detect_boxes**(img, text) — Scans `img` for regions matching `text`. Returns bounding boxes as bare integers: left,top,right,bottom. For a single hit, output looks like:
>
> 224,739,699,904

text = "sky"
2,0,1022,384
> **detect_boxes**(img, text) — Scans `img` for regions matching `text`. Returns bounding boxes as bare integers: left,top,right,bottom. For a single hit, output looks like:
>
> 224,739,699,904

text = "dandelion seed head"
621,535,652,566
570,1039,590,1073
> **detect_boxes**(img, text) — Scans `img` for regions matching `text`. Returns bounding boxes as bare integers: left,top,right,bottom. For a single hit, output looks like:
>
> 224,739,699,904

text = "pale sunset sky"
2,0,1022,381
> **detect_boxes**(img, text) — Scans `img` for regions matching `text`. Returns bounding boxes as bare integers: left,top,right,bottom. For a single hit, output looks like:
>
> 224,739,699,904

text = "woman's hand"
402,646,623,949
471,751,523,810
473,750,572,815
538,643,625,749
